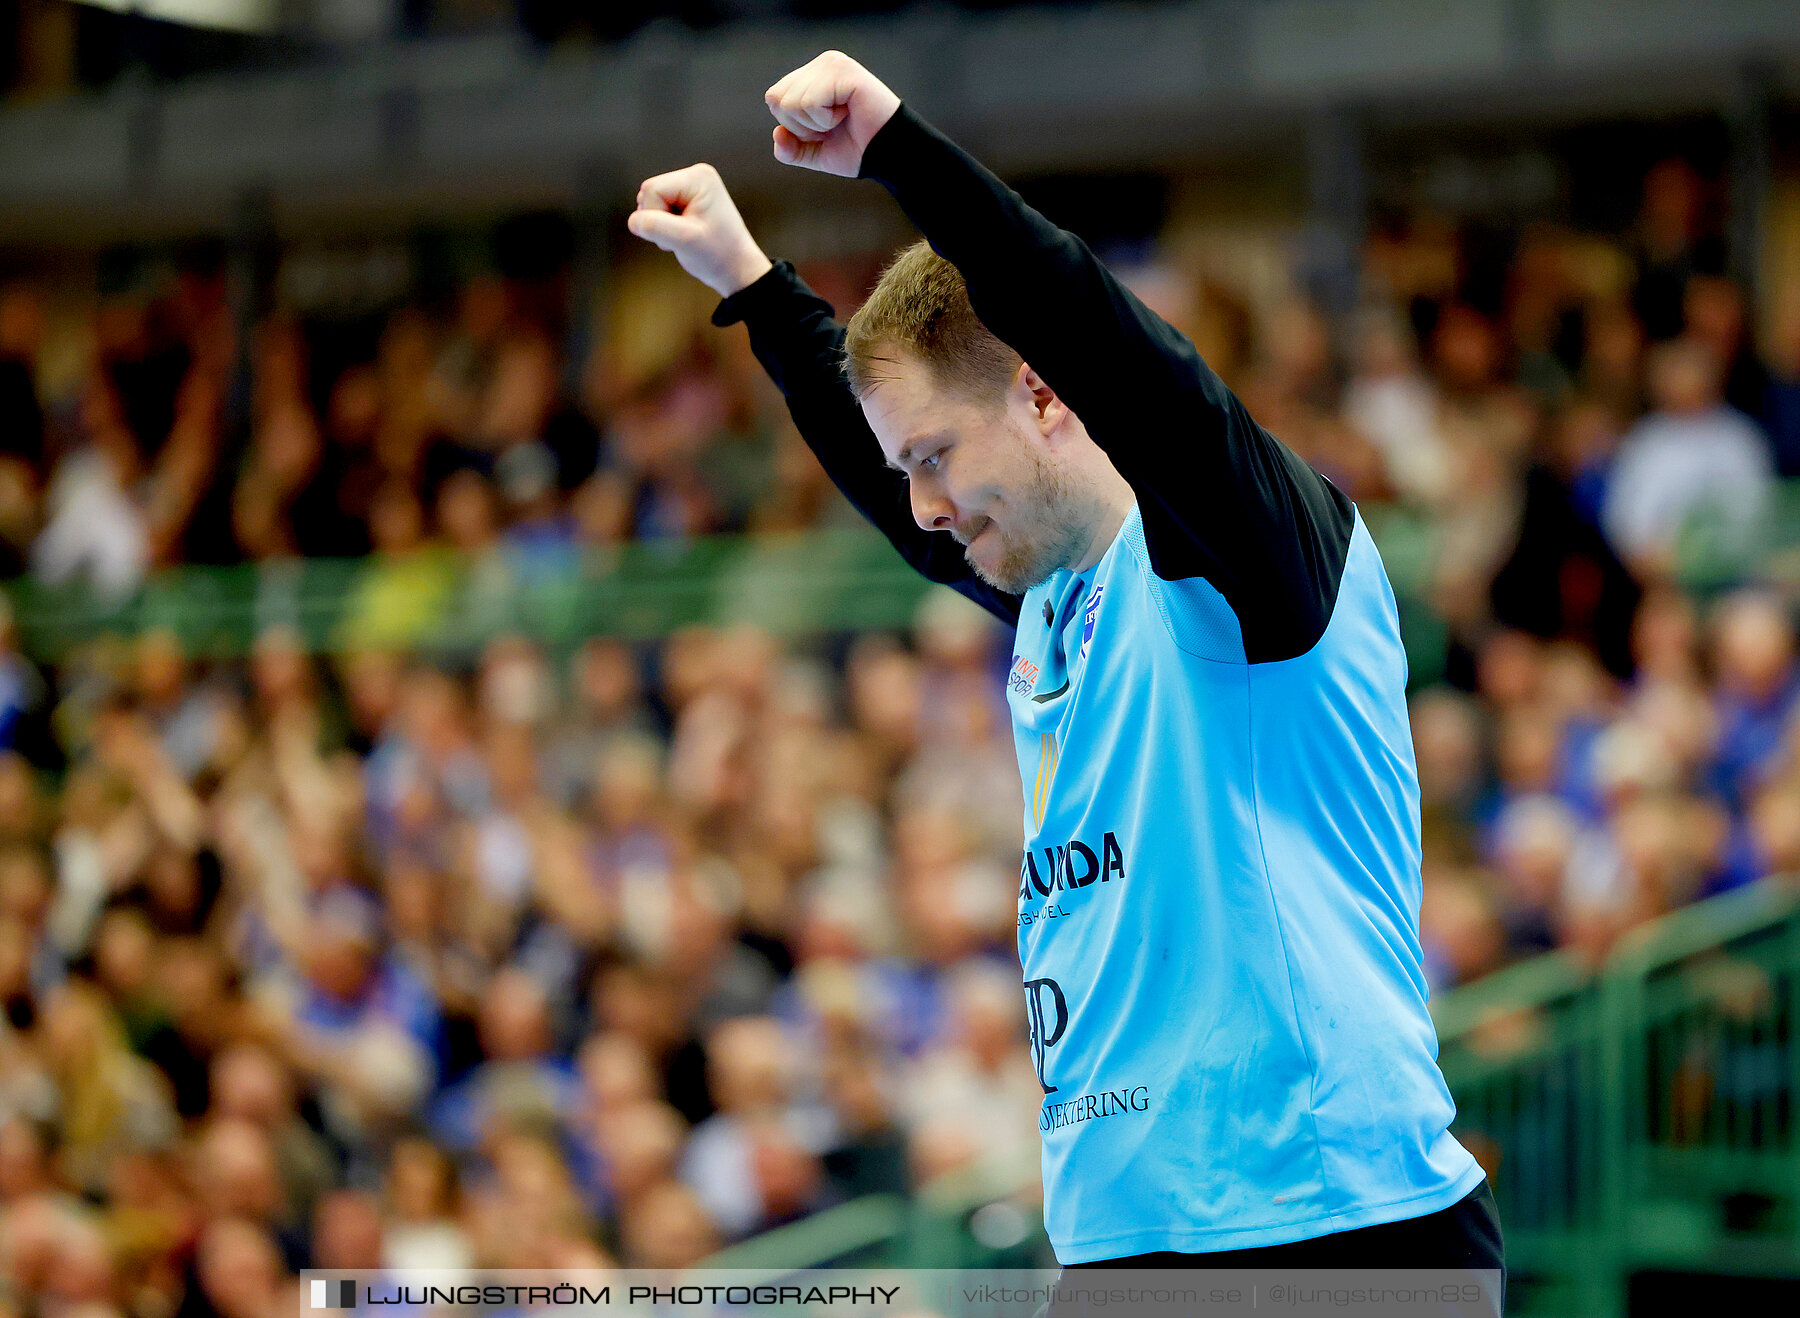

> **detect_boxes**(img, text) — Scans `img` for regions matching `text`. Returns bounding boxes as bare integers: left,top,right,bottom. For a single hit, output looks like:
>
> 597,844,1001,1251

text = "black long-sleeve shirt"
713,103,1354,664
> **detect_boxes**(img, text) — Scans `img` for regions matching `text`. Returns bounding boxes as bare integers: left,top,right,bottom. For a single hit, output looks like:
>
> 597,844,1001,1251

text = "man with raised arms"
627,51,1504,1290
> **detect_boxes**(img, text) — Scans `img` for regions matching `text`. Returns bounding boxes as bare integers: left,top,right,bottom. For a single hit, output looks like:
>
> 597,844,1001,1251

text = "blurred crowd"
0,599,1039,1318
0,220,858,604
2,147,1800,1316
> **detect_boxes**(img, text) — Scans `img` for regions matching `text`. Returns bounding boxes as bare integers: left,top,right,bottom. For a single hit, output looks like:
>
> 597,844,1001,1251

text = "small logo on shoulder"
1079,584,1106,662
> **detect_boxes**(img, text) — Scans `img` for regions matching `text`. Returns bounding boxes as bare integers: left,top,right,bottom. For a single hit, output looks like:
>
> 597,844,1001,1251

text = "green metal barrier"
8,478,1800,672
1437,946,1619,1316
0,528,938,661
1434,947,1608,1317
1436,879,1800,1316
2,512,1470,678
1604,883,1800,1279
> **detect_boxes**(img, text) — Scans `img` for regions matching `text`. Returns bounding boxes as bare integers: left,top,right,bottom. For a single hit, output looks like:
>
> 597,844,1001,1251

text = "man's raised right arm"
628,164,1021,626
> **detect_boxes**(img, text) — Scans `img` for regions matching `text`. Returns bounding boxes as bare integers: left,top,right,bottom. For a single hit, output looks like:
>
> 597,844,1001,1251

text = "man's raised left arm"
766,52,1355,663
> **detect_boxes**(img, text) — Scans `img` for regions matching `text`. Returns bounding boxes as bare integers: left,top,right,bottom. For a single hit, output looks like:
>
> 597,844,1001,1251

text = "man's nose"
908,478,955,533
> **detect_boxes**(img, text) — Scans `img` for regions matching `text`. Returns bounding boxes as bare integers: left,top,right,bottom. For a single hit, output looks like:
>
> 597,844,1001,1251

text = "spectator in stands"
427,967,576,1158
463,1125,602,1267
1580,300,1646,420
1490,794,1578,956
190,1116,303,1268
1630,157,1715,343
677,1015,799,1239
36,981,177,1198
588,1096,687,1248
270,891,439,1154
380,1134,471,1270
496,441,578,581
1421,867,1507,992
545,638,654,808
208,1043,335,1242
1707,591,1800,811
619,1179,717,1269
189,1214,289,1318
1683,274,1773,427
434,468,517,646
0,601,49,765
337,480,452,651
815,1042,905,1202
133,630,229,782
32,373,148,598
0,284,45,580
1601,338,1773,576
1344,304,1452,507
232,321,322,563
899,960,1039,1194
1764,291,1800,476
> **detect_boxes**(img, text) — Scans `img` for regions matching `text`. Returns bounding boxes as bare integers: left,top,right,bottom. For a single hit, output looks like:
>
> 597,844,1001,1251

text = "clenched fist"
765,50,901,178
626,163,773,299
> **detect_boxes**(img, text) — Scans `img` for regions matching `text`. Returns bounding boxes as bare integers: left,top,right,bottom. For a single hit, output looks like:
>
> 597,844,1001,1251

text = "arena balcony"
1,0,1796,252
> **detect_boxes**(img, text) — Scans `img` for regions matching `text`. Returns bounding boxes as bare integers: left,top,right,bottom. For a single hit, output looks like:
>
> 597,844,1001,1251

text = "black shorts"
1054,1180,1506,1315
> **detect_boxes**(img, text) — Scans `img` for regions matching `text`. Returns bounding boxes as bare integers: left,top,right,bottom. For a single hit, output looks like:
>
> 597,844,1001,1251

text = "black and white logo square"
311,1280,356,1309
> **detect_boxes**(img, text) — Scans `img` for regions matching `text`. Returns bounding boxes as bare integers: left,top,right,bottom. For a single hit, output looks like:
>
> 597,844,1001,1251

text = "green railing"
5,516,1445,664
0,528,937,661
1437,879,1800,1317
1606,884,1800,1271
698,883,1800,1315
11,483,1800,672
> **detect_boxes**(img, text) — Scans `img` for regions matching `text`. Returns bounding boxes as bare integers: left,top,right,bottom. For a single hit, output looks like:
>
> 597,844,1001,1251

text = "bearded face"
862,360,1090,595
954,421,1087,594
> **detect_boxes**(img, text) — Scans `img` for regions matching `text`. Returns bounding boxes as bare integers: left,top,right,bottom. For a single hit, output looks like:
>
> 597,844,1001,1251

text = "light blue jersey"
1008,505,1482,1262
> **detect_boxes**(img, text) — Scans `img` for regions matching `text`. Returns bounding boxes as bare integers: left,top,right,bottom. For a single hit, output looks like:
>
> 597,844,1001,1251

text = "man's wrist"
855,100,922,182
711,258,795,329
722,250,775,299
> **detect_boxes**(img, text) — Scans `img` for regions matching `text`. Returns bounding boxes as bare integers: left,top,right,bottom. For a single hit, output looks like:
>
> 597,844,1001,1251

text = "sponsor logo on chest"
1008,654,1041,697
1019,829,1126,905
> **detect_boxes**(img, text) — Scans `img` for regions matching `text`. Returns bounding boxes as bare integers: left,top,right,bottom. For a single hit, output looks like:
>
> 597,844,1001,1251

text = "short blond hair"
843,240,1020,406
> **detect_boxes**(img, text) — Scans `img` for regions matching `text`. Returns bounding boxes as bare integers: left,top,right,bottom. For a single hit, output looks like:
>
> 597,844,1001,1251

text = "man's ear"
1015,362,1067,437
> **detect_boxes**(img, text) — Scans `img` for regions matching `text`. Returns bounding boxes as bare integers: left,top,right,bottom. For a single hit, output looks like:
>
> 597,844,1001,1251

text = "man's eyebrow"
886,434,943,474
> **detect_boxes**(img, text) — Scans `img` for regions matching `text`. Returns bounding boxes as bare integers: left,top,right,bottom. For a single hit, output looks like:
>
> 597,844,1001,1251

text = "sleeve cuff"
856,101,933,187
711,259,799,328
